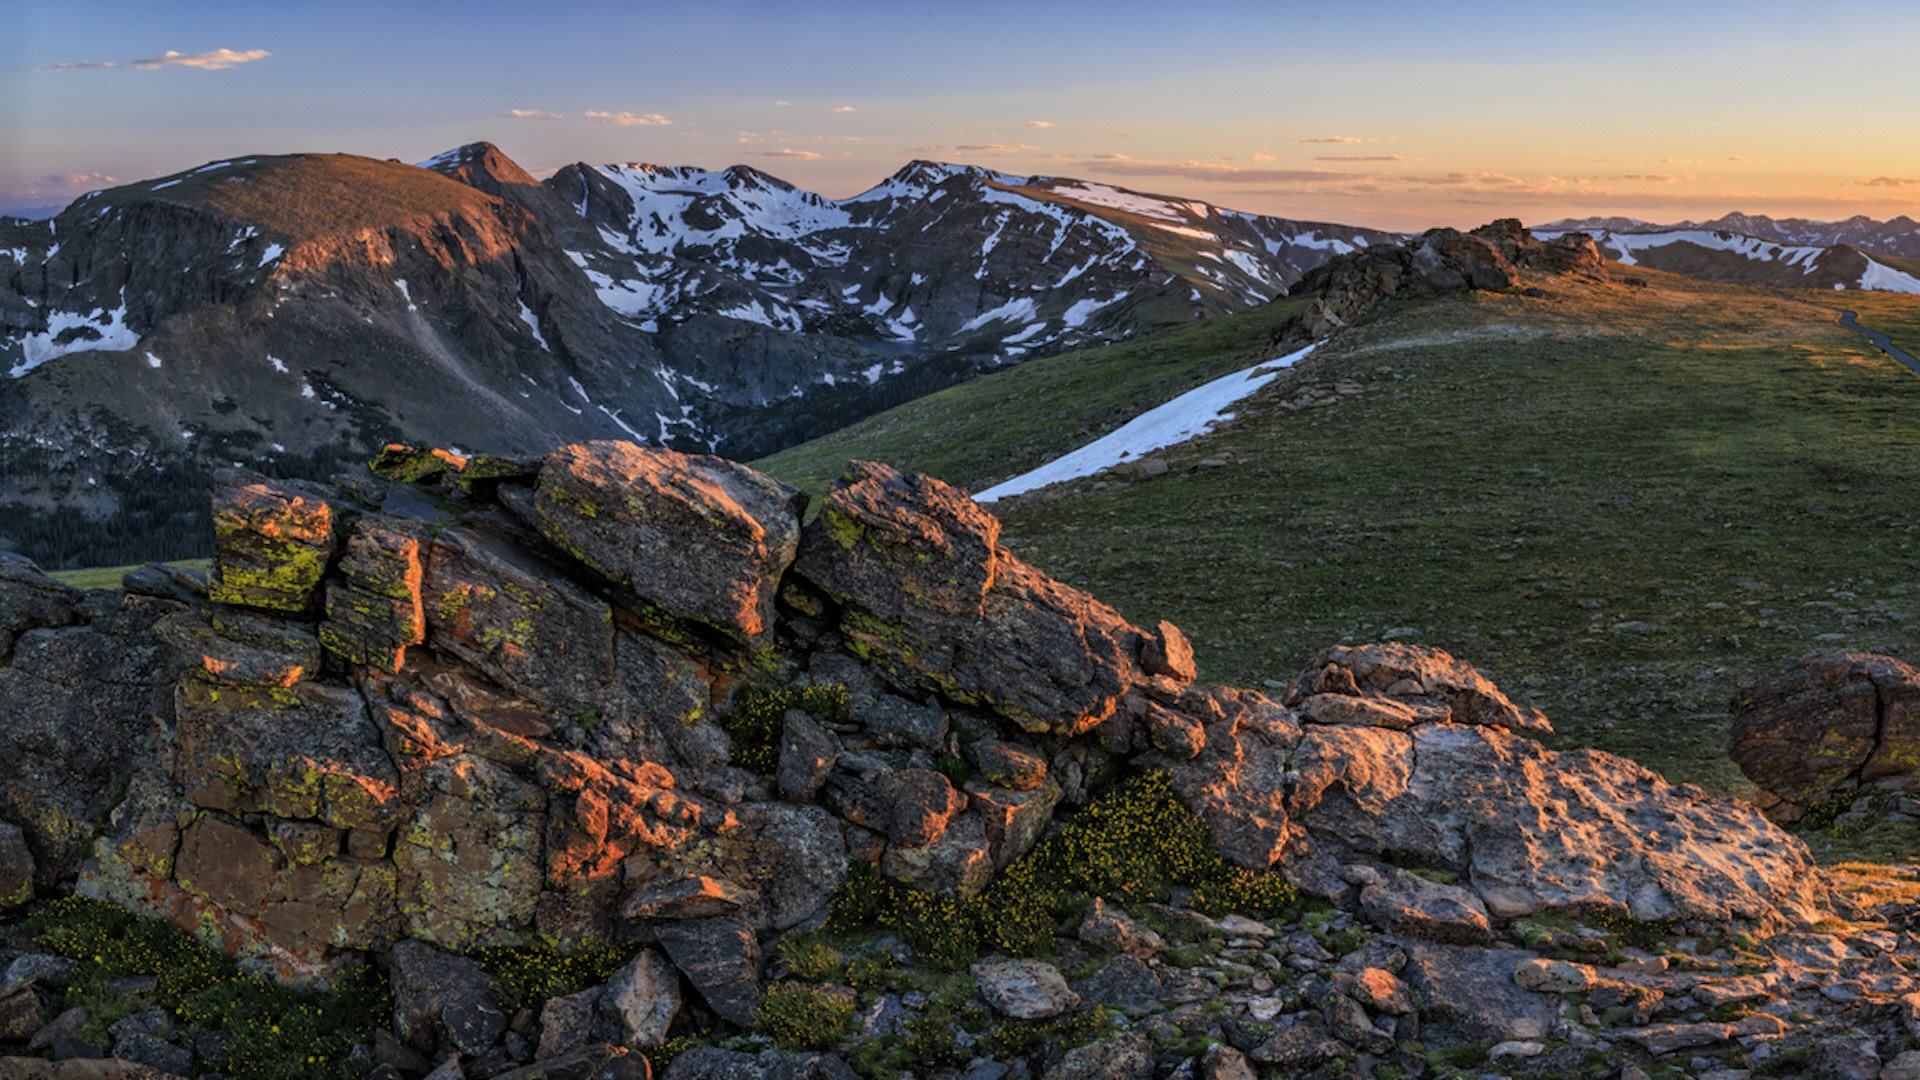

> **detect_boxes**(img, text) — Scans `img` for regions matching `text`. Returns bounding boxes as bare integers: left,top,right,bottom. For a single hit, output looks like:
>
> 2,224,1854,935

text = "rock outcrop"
1732,651,1920,824
0,441,1848,1077
1283,218,1609,345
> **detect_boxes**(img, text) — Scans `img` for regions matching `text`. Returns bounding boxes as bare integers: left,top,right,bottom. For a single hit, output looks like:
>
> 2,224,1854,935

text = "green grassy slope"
755,296,1310,498
760,269,1920,858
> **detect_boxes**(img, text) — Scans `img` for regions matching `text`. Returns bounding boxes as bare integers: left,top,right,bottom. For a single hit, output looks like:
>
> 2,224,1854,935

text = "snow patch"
7,300,142,379
258,243,284,267
1860,258,1920,295
1062,294,1123,328
975,343,1318,503
518,302,550,350
1045,181,1189,222
395,279,418,311
598,405,648,443
267,354,289,374
960,297,1040,333
145,351,163,369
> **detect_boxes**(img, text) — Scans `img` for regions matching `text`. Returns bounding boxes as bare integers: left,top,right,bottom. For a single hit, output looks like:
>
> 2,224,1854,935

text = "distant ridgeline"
0,143,1395,568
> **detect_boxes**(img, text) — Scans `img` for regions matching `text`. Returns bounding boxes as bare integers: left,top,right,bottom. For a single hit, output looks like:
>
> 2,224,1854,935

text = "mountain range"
0,143,1394,565
1536,212,1920,257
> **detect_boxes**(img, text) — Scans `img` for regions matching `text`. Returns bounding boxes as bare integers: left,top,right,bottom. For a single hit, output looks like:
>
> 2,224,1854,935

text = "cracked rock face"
1731,651,1920,824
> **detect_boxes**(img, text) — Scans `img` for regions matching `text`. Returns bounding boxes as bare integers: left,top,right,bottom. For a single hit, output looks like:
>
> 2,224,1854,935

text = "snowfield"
973,343,1318,503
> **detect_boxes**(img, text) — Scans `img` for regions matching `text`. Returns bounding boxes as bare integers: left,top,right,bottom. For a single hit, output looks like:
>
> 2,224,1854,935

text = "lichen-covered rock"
172,811,399,950
524,441,805,643
882,769,964,848
372,699,551,949
792,460,1001,626
966,740,1047,791
319,515,428,672
1730,651,1920,823
425,525,616,710
1141,619,1197,682
797,462,1154,735
172,679,401,836
207,468,341,613
159,607,323,688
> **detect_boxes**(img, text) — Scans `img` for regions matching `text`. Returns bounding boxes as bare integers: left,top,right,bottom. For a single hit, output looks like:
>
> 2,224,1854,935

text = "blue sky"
6,0,1918,229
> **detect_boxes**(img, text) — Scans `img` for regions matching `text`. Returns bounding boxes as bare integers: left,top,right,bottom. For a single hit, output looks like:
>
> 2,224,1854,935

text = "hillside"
760,257,1920,849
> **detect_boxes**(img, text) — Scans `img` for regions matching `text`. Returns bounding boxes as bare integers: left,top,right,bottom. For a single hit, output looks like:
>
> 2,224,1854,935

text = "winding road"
1773,289,1920,376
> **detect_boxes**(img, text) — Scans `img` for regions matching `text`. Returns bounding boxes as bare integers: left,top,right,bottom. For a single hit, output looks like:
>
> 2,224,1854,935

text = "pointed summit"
419,142,540,194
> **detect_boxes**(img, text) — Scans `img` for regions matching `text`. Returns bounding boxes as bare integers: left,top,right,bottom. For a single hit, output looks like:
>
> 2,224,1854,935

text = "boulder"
1167,686,1303,870
1731,652,1920,822
390,939,507,1055
795,461,1153,735
597,947,681,1048
1278,656,1830,930
654,916,762,1027
0,551,81,654
971,958,1078,1020
523,441,805,643
1042,1031,1153,1080
882,769,964,847
1077,897,1166,958
1400,942,1554,1044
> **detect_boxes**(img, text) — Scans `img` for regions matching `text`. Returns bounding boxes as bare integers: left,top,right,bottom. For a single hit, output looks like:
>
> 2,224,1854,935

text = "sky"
5,0,1919,231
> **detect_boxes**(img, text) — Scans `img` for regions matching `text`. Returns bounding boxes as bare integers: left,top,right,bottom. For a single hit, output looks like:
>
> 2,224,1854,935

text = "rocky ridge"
1276,219,1608,346
0,443,1886,1080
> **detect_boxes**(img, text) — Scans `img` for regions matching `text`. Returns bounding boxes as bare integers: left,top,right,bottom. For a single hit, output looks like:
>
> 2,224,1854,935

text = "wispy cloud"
506,109,562,121
1026,120,1053,129
1083,153,1359,184
0,172,119,209
1251,153,1276,162
955,144,1039,154
750,149,823,160
1857,176,1920,187
829,105,857,113
1299,136,1373,144
46,48,270,72
1315,155,1407,163
584,110,672,127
